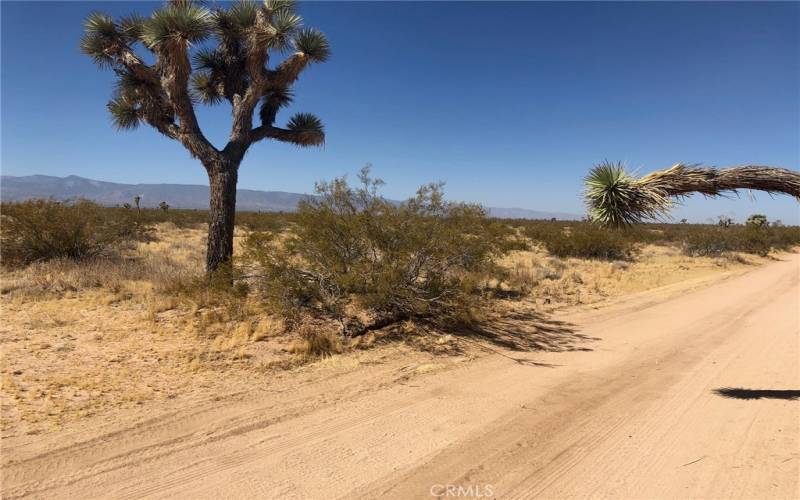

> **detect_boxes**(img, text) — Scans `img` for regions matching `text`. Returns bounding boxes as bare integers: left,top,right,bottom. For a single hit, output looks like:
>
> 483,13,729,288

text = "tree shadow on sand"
461,310,599,354
713,388,800,401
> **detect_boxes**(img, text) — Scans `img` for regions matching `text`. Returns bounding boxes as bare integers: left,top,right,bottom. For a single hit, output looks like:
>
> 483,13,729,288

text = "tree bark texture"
206,163,239,273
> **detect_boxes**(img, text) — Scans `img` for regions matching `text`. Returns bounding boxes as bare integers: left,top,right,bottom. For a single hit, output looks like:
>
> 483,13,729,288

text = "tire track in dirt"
355,256,799,499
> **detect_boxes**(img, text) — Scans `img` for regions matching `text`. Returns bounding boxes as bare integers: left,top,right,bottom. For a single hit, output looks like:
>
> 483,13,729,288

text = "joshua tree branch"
585,162,800,227
157,42,219,161
107,48,203,155
250,124,323,146
145,118,180,140
265,53,309,91
639,165,800,199
227,11,271,152
117,50,160,87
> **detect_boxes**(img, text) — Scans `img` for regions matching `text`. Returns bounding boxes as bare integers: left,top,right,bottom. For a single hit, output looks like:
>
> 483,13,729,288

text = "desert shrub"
510,218,799,259
769,225,800,250
523,222,637,261
1,199,152,268
682,225,800,257
682,227,737,256
236,211,296,232
93,206,296,231
242,167,512,335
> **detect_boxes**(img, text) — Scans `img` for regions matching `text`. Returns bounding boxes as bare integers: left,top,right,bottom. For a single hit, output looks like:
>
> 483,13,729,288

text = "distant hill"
0,174,581,220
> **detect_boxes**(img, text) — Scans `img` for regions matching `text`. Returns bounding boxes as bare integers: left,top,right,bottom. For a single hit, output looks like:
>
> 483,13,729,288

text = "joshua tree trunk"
206,162,239,273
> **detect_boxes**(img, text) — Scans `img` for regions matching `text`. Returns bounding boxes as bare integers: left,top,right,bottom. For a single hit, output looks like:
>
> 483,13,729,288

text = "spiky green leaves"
80,12,120,67
213,0,300,50
261,10,302,50
191,73,224,105
584,161,671,227
266,88,295,108
108,97,140,130
83,11,117,38
286,113,325,146
140,3,213,49
82,4,215,64
293,28,330,62
213,1,259,38
264,0,297,15
84,0,328,152
118,14,146,43
259,88,294,124
193,48,226,72
191,48,227,104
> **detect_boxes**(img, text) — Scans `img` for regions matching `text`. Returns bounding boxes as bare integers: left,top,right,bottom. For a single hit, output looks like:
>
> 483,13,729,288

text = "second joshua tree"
81,0,329,271
584,162,800,228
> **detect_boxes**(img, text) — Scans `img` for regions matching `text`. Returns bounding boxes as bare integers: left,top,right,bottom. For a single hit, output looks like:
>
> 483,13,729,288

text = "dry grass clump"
498,242,765,310
1,224,204,300
506,255,567,292
289,322,344,359
1,254,196,299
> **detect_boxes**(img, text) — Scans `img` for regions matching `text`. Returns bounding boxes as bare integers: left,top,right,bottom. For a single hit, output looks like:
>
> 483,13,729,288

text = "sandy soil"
2,252,797,499
1,226,761,439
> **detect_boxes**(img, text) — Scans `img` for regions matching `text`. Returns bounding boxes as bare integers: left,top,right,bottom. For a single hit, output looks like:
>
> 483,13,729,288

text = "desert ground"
1,224,797,499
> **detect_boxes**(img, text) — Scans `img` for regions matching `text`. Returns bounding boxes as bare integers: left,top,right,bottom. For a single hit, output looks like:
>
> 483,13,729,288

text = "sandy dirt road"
3,254,798,499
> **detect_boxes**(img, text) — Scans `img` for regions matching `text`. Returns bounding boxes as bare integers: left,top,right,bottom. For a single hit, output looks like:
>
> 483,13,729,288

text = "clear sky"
2,1,799,223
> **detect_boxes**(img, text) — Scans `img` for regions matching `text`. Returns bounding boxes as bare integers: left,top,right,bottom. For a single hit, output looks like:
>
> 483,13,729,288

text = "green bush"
523,221,637,261
1,199,152,268
512,219,800,260
682,225,800,257
97,206,296,231
682,227,735,256
242,167,512,334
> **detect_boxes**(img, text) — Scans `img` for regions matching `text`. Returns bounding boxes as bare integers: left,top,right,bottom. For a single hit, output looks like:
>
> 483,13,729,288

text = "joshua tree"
746,214,768,228
133,195,141,211
584,161,800,227
81,0,328,271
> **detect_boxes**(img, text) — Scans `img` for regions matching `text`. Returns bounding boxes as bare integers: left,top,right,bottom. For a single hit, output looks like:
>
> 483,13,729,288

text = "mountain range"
0,174,580,220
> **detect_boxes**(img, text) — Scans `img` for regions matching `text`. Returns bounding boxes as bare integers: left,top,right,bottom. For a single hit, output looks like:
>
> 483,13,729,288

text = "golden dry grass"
498,242,764,310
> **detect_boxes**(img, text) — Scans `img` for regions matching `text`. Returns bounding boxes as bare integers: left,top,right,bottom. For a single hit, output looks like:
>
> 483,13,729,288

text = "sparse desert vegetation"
2,186,797,437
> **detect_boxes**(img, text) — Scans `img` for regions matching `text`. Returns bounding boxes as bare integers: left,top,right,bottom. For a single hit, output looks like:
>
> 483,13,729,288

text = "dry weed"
290,322,344,359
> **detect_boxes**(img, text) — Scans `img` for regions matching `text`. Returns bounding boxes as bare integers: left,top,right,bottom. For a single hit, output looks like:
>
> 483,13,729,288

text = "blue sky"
2,1,799,223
